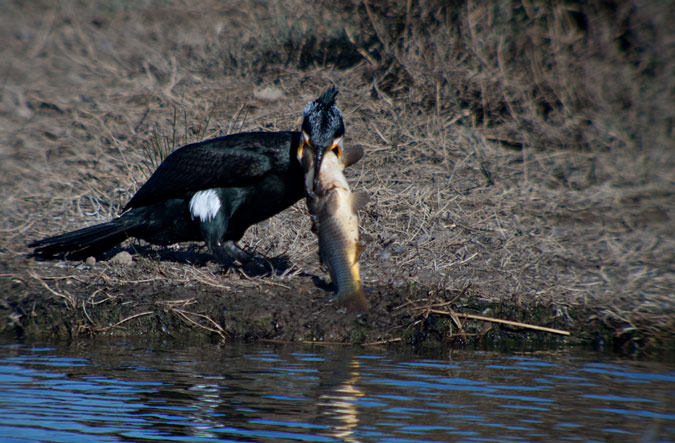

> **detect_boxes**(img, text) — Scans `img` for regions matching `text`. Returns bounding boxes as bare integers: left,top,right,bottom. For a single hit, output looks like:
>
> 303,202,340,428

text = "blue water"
0,339,673,442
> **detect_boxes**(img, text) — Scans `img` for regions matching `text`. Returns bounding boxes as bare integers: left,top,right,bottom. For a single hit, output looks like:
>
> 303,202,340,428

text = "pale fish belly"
306,149,368,312
315,188,367,311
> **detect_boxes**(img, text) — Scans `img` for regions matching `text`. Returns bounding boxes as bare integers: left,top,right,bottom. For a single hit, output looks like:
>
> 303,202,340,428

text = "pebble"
253,86,284,102
110,251,133,265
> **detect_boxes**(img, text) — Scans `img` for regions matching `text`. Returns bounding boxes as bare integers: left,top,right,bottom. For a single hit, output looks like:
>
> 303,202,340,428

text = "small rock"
253,86,284,102
110,251,133,266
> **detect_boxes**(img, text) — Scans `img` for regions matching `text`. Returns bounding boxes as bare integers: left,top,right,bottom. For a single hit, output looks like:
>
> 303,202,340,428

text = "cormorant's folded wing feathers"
124,133,290,210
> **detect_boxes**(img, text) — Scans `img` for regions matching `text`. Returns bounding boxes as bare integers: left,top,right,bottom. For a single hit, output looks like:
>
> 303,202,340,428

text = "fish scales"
302,149,368,312
315,189,361,298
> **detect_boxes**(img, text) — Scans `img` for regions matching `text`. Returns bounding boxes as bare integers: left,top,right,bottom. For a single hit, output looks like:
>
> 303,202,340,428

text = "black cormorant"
29,87,360,268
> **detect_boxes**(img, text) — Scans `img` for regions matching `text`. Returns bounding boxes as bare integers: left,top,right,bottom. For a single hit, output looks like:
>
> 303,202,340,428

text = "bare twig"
29,271,76,310
428,309,570,336
172,309,229,340
364,337,402,346
97,311,154,332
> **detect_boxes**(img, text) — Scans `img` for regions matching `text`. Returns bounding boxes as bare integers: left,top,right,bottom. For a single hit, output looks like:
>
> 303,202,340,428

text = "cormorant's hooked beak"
312,144,325,193
299,132,343,195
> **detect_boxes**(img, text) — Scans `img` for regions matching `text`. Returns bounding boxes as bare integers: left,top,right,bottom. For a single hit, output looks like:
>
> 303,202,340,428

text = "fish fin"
322,191,340,216
341,144,365,168
351,191,369,211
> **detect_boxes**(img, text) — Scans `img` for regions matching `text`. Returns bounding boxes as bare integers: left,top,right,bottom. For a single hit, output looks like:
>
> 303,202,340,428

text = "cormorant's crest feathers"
316,86,339,110
302,86,344,145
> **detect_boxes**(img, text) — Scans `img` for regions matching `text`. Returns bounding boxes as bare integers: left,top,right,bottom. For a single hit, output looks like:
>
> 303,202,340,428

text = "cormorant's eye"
330,137,343,160
330,144,342,160
297,139,310,164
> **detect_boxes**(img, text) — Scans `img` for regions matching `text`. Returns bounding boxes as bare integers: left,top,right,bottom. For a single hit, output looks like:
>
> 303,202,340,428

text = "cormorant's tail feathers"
29,220,133,260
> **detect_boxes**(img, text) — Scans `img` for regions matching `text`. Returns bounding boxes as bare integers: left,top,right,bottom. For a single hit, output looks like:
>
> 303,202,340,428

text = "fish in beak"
308,149,369,312
313,136,344,194
298,132,346,196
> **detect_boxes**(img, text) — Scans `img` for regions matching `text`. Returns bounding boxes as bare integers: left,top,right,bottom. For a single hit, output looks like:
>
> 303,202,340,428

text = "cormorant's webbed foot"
244,255,294,276
240,255,275,277
226,241,273,276
209,240,273,276
223,240,253,264
206,240,246,269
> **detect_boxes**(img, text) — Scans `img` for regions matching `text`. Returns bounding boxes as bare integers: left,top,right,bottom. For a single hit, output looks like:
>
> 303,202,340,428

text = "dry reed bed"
0,0,672,353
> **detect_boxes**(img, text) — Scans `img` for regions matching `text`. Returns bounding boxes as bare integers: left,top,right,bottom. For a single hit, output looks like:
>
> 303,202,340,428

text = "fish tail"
338,287,368,313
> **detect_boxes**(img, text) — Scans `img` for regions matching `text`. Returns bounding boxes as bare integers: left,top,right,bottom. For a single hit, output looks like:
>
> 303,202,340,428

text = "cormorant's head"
296,86,345,194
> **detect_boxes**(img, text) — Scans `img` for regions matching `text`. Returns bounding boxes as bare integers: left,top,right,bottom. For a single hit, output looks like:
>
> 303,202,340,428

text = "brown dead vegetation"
0,0,673,356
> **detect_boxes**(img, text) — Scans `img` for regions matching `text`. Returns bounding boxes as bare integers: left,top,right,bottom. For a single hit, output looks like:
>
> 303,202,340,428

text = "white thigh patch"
189,189,221,222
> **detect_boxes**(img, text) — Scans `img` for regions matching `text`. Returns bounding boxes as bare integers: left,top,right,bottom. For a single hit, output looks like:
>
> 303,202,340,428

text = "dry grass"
0,0,673,352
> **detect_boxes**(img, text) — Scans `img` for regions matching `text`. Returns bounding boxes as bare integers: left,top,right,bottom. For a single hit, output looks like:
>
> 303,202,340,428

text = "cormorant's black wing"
124,131,297,210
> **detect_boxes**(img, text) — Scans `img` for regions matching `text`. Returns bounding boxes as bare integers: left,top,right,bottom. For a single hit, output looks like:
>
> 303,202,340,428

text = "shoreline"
1,253,671,359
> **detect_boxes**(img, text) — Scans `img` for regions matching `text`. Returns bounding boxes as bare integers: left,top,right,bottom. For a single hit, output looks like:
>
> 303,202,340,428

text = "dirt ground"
1,1,673,357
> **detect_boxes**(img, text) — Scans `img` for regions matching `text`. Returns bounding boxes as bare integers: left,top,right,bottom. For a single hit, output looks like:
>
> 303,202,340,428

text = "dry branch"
427,308,570,336
97,311,155,332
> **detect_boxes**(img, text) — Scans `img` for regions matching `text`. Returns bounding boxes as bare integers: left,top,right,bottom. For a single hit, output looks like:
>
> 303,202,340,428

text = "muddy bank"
0,251,666,357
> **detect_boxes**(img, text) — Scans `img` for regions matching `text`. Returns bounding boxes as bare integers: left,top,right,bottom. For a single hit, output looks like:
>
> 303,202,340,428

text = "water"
0,339,673,443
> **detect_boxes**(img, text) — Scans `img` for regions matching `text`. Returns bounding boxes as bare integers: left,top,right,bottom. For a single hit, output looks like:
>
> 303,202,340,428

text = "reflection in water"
318,358,364,443
0,339,673,442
